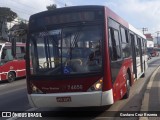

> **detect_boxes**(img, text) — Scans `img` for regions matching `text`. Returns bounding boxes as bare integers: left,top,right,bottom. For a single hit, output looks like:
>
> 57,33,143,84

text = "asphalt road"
0,78,30,111
0,56,160,120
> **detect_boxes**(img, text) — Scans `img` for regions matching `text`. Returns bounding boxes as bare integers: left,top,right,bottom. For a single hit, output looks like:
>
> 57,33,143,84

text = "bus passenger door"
134,35,142,78
15,46,26,77
138,37,143,73
109,27,123,101
130,33,137,79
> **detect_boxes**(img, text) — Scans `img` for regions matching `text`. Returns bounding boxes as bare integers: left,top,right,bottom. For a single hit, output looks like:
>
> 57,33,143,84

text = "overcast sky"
0,0,160,36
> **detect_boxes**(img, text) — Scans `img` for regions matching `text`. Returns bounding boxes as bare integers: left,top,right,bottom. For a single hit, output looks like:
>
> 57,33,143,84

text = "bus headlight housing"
87,78,103,92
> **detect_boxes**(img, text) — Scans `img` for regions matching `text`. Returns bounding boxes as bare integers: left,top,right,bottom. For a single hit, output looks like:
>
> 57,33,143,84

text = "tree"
46,4,57,10
0,7,17,22
0,7,17,41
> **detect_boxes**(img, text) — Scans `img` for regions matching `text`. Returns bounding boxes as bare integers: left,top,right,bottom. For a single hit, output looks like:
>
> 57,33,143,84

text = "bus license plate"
56,97,71,102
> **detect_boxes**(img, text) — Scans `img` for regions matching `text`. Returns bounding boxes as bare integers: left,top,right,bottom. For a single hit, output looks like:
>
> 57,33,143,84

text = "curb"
139,65,160,120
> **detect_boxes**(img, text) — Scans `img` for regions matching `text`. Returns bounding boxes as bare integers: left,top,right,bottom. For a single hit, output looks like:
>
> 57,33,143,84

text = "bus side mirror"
11,38,16,57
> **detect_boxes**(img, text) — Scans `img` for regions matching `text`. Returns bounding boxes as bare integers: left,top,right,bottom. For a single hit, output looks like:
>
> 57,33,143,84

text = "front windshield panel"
30,25,103,75
0,45,2,60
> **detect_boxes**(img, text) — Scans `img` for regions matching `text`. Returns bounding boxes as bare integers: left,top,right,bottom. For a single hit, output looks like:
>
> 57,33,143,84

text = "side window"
140,38,143,55
109,28,113,59
16,47,21,53
114,30,121,59
109,28,121,61
134,35,138,46
120,27,130,58
130,33,135,55
136,37,140,57
4,48,14,61
141,38,146,55
121,27,127,43
16,46,25,59
143,39,147,54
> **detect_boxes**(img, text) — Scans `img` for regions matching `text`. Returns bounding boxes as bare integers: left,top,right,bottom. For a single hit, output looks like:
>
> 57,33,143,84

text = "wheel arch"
8,70,17,78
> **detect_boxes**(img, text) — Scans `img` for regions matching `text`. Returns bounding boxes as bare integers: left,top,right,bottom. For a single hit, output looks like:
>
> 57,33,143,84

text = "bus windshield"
0,45,2,60
30,25,102,75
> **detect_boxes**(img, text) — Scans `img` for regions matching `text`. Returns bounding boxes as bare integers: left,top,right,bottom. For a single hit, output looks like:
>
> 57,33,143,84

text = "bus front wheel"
7,72,16,83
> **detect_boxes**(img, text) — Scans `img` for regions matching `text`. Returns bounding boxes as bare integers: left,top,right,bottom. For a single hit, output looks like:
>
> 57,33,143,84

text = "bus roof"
129,24,146,39
30,5,104,18
29,5,146,40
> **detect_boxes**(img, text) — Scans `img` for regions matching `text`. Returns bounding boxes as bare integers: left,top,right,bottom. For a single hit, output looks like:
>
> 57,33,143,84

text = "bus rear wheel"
7,72,16,83
123,74,130,99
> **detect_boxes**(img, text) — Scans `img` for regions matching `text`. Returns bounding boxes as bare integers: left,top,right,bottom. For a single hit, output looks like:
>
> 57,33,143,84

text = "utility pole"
155,31,160,47
142,28,148,34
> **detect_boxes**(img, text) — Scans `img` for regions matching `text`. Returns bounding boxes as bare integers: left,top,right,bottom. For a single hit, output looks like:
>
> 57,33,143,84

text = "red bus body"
27,6,147,107
0,42,26,82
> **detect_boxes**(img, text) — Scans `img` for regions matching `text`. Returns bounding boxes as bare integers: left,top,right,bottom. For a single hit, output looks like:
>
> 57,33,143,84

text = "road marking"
26,107,38,111
0,87,25,96
0,84,7,87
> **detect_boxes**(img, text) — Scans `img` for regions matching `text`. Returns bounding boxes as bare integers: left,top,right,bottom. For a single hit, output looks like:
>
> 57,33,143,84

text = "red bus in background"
147,47,159,57
26,6,148,107
0,42,26,82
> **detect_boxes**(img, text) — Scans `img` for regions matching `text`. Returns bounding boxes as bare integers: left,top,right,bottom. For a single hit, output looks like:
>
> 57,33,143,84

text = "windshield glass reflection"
30,25,102,75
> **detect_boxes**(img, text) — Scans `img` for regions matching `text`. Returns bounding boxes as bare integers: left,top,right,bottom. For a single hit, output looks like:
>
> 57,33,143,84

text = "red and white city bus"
26,5,148,107
0,42,26,82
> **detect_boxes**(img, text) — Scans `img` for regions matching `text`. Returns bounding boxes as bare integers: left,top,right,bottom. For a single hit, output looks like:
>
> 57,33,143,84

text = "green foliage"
46,4,57,10
0,7,17,22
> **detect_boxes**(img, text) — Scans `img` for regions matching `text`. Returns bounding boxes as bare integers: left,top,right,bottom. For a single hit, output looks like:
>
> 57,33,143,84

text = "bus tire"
7,72,16,83
123,74,130,99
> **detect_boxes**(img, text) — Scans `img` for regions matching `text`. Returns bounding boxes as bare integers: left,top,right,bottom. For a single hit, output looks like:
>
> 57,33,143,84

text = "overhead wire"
9,0,38,11
0,0,70,20
0,0,46,20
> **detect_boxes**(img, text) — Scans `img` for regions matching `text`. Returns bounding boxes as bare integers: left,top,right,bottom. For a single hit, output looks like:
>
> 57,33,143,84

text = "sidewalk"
140,66,160,119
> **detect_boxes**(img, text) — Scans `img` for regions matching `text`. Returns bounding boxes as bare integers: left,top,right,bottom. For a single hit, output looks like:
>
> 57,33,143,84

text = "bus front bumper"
28,90,114,108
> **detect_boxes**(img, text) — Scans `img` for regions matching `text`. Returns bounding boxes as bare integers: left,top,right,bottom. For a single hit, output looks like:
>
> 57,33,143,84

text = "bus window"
109,28,121,61
30,25,102,75
136,37,141,57
1,48,14,61
120,27,130,58
121,27,127,43
36,32,61,70
109,28,113,60
16,46,26,59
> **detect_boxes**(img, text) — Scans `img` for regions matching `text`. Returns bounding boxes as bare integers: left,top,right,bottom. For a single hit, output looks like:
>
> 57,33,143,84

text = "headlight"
95,83,102,90
87,78,103,92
